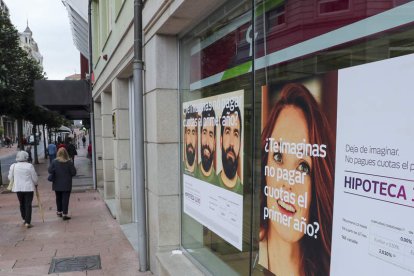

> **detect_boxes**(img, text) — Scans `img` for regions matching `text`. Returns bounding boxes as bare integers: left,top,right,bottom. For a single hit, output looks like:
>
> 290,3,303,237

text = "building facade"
19,24,43,66
18,24,43,141
91,0,414,275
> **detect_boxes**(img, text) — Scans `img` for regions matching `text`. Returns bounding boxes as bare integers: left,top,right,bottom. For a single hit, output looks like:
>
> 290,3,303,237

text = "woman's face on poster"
266,105,312,243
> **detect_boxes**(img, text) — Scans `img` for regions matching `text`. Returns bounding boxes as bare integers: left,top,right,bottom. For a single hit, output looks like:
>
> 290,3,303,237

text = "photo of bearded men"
198,104,218,184
183,105,199,177
217,99,243,195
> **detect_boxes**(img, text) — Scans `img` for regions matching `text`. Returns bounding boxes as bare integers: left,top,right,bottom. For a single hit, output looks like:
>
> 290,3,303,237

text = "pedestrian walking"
66,140,77,163
8,151,38,228
47,140,57,164
5,136,11,148
58,142,66,150
48,148,76,220
25,145,32,163
82,136,86,148
87,143,92,164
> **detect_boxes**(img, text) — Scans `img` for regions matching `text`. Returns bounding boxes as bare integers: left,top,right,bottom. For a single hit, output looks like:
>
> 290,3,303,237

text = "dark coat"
67,144,77,157
48,159,76,191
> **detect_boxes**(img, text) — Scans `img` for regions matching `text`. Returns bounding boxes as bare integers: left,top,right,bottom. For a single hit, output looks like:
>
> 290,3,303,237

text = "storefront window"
180,0,414,275
180,0,253,274
253,1,414,276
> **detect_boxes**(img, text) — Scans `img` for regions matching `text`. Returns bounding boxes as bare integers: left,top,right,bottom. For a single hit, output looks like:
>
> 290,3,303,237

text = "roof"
24,25,32,34
34,80,91,120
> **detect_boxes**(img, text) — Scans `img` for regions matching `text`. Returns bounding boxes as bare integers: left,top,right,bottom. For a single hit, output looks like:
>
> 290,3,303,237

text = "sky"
5,0,80,80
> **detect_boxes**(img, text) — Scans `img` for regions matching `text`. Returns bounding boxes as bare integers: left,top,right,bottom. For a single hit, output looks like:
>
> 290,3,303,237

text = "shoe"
62,216,71,220
24,223,33,228
56,212,62,217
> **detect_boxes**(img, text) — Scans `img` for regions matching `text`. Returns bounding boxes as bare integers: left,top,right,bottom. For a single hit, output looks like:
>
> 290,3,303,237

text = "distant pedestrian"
5,136,11,148
25,145,32,163
8,151,38,228
48,148,76,220
66,141,77,163
82,136,86,148
87,143,92,158
87,143,92,164
47,140,57,164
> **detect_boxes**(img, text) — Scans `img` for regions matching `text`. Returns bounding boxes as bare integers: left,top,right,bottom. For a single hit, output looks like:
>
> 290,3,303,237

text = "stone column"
144,35,180,273
101,91,115,200
112,78,132,224
94,101,104,189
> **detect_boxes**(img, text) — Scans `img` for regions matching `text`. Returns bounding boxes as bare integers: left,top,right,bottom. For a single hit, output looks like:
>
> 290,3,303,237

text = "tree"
0,10,49,150
1,10,67,159
0,9,21,113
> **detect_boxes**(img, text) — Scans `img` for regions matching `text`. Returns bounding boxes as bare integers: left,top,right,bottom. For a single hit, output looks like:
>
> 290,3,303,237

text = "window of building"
318,0,350,15
181,0,414,275
180,0,253,274
267,4,285,29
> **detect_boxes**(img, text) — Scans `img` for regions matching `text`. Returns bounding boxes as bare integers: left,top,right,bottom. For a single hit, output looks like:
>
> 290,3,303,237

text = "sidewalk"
0,147,151,275
0,143,18,158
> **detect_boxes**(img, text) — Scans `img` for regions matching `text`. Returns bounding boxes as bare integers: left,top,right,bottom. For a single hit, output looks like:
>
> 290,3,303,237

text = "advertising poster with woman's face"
259,74,338,276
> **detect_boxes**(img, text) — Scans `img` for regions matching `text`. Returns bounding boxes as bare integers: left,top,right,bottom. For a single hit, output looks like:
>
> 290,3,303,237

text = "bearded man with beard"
198,104,218,184
218,100,243,195
183,105,199,176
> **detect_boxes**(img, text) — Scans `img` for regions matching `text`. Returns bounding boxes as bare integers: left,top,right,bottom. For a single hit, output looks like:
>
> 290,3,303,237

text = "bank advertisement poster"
182,90,244,250
259,75,337,276
330,54,414,275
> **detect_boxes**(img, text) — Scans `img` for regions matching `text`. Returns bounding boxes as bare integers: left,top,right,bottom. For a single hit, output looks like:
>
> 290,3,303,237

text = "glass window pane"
253,1,414,275
180,0,253,275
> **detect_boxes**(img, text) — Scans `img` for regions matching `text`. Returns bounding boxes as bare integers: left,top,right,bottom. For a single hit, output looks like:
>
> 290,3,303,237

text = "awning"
56,125,72,133
34,80,90,120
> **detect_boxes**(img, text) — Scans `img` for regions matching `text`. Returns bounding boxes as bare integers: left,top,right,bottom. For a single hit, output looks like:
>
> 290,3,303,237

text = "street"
0,142,45,185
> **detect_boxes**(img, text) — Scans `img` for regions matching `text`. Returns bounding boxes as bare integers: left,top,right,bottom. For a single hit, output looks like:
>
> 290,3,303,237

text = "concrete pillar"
101,91,115,200
94,101,104,189
112,78,132,224
144,35,180,274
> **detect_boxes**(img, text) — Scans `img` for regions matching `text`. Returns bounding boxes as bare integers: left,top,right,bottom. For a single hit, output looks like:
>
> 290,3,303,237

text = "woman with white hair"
8,151,38,228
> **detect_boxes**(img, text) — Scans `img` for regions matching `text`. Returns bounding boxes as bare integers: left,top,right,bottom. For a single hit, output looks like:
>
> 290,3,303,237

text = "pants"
49,154,56,164
55,191,71,215
16,192,34,224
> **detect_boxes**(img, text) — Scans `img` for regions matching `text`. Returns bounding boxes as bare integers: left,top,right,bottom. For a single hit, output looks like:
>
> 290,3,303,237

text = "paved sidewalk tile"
0,144,18,158
0,152,150,276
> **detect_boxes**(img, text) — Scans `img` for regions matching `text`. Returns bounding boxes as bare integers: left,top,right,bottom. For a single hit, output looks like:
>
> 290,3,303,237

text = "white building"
19,23,43,140
19,23,43,66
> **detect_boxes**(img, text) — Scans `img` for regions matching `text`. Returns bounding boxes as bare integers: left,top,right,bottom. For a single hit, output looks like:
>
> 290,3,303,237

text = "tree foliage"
0,10,65,127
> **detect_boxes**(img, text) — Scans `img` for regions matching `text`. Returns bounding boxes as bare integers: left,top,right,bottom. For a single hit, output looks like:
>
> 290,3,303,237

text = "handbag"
47,172,55,182
7,164,15,191
48,160,55,182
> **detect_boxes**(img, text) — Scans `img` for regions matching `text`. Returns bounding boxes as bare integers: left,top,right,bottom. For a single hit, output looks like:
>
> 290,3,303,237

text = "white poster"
182,90,244,250
331,54,414,275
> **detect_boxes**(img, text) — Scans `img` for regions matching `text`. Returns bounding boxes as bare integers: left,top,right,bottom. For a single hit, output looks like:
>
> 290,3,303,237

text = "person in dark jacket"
48,147,76,220
66,141,77,163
